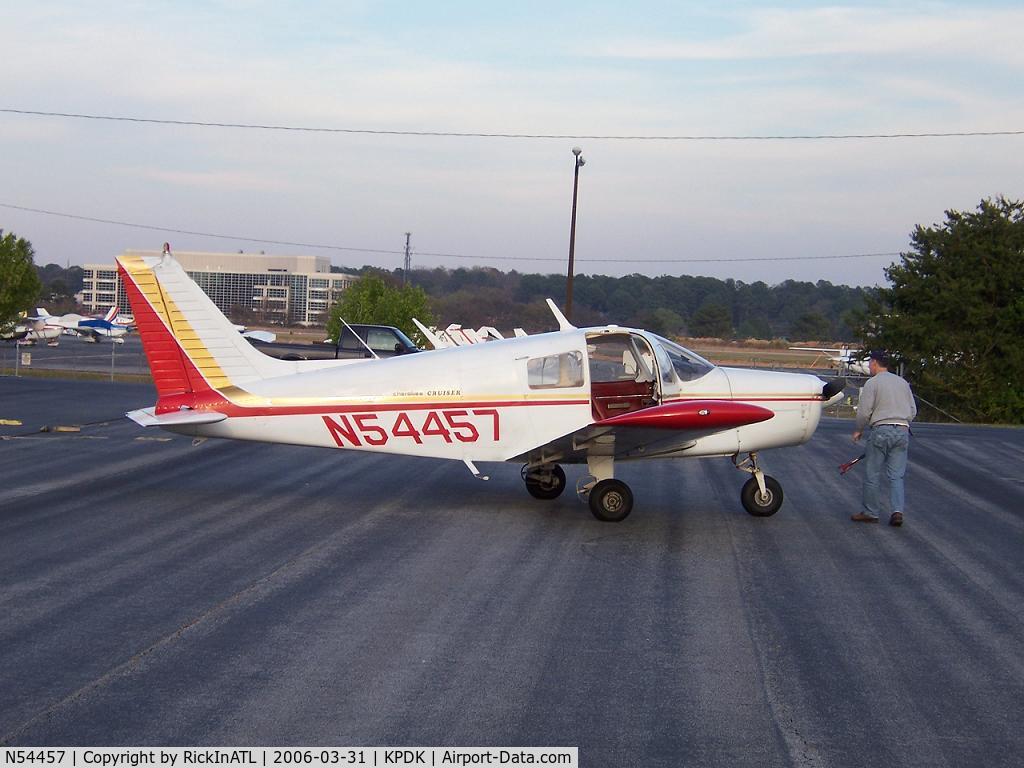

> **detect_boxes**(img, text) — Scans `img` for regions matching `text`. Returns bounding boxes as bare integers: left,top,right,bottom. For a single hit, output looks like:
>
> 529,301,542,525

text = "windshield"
391,328,417,350
650,334,714,382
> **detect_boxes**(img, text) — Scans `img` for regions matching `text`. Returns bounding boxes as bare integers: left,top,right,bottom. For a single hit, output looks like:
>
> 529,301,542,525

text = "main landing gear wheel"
741,475,783,517
524,464,567,500
589,479,634,522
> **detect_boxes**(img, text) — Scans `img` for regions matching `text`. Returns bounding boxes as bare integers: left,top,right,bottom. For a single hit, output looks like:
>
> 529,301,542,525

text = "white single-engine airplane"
789,344,870,376
119,248,845,522
0,312,63,345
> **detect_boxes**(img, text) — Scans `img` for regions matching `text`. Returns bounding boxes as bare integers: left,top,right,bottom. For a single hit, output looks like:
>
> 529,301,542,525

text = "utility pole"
403,232,412,286
566,147,585,321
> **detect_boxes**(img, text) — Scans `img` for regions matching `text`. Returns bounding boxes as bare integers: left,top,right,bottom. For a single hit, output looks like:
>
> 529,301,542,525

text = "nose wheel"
733,452,784,517
740,475,783,516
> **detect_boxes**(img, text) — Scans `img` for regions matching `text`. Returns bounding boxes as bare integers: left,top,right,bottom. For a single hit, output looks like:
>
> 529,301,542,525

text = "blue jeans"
862,425,910,516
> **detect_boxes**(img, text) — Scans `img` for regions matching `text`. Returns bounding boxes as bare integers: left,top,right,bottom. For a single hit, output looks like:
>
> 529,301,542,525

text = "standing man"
851,350,917,526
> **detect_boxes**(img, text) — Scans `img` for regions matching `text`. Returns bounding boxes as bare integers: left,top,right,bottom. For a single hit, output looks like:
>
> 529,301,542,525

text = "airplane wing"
509,400,775,464
72,327,100,341
1,326,29,341
788,346,843,354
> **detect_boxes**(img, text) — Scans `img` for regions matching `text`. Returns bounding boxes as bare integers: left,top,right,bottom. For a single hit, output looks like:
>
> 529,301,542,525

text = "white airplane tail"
116,251,293,406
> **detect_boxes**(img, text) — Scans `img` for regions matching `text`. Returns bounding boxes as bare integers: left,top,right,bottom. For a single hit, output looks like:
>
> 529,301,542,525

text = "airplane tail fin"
412,318,447,349
117,250,292,412
35,307,51,318
103,306,118,322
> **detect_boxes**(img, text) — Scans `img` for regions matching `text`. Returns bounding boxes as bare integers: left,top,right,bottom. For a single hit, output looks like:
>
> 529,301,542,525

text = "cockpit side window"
527,350,584,389
651,334,714,382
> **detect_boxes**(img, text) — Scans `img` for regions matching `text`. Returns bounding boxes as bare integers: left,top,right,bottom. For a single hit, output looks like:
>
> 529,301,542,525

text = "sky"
1,0,1022,287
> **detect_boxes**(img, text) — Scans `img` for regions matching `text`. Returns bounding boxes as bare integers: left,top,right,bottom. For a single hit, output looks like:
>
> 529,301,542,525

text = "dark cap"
868,350,890,367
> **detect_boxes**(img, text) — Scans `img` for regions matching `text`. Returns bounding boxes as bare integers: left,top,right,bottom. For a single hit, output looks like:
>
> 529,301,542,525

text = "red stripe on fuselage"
168,396,593,419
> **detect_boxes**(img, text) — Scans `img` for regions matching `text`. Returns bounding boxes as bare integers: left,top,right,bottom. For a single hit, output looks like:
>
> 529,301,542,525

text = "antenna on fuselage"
546,298,576,332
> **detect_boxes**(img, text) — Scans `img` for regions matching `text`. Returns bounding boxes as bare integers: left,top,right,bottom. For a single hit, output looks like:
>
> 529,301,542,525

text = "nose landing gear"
733,452,784,517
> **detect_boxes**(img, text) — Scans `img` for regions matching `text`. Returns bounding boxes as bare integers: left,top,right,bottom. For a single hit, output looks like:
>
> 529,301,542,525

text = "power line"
3,108,1022,141
0,201,901,265
0,202,403,256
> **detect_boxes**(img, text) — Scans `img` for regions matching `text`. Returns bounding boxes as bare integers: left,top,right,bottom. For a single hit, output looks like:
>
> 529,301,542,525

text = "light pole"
566,146,585,321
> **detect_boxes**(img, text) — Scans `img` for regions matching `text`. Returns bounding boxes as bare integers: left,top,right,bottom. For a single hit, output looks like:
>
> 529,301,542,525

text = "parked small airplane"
30,306,130,343
413,321,528,348
789,344,870,376
119,247,845,522
72,307,131,343
0,311,63,345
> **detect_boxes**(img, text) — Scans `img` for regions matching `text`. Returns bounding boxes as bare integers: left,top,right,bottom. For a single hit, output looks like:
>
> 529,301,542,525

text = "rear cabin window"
527,351,584,389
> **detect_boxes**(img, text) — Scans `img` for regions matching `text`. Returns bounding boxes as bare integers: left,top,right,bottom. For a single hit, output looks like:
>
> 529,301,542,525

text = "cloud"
591,6,1024,64
2,2,1022,287
123,167,290,192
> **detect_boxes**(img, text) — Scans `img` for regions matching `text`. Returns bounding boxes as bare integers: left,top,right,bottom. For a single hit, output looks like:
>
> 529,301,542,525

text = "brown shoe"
851,513,880,523
889,512,903,527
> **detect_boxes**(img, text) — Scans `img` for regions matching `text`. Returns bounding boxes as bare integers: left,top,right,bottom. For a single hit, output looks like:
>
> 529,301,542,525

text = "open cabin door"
587,332,661,420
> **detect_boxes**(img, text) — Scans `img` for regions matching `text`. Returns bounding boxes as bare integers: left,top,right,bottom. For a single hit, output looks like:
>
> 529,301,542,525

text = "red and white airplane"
119,247,845,522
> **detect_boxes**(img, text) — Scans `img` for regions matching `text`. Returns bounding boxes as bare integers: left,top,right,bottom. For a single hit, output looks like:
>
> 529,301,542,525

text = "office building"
79,250,357,325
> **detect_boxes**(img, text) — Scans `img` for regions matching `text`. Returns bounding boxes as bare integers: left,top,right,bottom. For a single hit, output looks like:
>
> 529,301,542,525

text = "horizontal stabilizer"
597,400,774,431
127,407,228,428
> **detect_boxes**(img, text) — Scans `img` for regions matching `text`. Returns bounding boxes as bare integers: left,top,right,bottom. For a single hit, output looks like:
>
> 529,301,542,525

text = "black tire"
589,479,633,522
741,475,784,517
525,464,567,500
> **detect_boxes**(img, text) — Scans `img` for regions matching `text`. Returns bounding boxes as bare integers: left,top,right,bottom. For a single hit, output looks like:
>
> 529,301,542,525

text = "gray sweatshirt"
856,370,917,430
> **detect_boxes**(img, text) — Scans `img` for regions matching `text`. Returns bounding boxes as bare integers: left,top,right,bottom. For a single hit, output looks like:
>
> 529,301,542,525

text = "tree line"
6,195,1021,422
332,265,871,342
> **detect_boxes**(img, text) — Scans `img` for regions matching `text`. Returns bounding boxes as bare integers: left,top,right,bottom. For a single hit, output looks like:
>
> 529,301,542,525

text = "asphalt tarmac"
0,335,151,376
1,377,1022,767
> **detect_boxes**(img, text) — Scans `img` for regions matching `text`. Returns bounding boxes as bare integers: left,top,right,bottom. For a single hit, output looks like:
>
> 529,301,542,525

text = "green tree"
637,307,684,337
326,274,436,345
789,311,832,341
736,317,773,340
854,197,1024,423
689,303,733,339
0,230,42,333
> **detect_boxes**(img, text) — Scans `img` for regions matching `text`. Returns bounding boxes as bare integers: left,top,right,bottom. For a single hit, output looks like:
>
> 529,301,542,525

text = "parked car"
247,324,421,361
